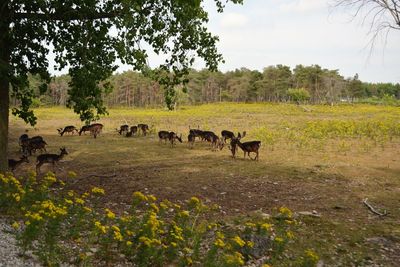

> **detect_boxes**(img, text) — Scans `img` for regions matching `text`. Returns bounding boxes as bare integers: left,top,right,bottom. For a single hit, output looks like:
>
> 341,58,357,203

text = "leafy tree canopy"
3,0,243,124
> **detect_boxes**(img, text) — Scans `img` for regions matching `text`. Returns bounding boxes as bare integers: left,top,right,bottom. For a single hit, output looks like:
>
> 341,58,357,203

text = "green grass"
8,102,400,266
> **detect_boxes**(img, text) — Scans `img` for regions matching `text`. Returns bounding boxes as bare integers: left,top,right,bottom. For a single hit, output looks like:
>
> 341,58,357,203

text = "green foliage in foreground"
0,172,319,267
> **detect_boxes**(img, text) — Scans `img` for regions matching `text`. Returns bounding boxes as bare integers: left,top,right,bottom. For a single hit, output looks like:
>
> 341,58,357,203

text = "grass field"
8,103,400,266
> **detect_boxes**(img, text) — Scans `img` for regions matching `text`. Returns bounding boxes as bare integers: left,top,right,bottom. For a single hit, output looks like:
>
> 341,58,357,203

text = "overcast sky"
52,0,400,83
194,0,400,83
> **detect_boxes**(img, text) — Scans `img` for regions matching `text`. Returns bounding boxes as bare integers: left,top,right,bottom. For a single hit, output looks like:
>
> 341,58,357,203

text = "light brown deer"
230,134,261,161
58,126,78,136
158,130,170,144
36,147,68,173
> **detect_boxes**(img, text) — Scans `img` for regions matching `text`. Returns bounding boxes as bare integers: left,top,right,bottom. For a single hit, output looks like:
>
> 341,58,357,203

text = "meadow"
6,102,400,266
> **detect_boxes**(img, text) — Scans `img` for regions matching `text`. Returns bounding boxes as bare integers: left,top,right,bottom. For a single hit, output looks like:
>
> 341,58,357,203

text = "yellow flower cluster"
224,252,244,266
232,236,246,247
133,191,147,201
91,187,105,195
305,249,319,262
105,208,116,220
112,225,123,241
94,221,108,234
279,206,293,218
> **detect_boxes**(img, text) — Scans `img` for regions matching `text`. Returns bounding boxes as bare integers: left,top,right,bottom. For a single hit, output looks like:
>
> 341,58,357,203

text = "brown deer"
138,124,149,136
36,147,68,173
26,139,47,156
188,132,195,149
221,130,246,143
8,155,29,172
230,135,261,161
126,126,138,137
168,132,182,147
85,123,103,138
189,125,203,140
20,135,45,155
79,125,91,135
19,134,29,152
158,130,170,144
58,126,78,136
117,124,129,135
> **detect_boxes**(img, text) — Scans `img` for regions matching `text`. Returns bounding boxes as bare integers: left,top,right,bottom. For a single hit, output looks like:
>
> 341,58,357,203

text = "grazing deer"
200,131,216,142
230,135,261,161
126,126,138,137
79,125,91,135
138,124,149,136
189,126,203,140
8,155,29,172
58,126,78,136
188,133,195,149
221,130,246,143
26,139,47,156
203,132,224,151
117,124,129,135
168,132,182,147
36,147,68,173
158,131,170,143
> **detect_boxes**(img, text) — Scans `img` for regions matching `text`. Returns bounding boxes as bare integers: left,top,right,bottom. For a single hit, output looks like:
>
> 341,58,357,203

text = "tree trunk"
0,4,10,173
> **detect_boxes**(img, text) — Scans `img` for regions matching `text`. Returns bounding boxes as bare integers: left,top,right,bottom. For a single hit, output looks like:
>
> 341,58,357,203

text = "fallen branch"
363,198,387,216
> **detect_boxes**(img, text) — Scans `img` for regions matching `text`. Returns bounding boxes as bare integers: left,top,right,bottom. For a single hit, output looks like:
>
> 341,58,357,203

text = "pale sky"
196,0,400,83
51,0,400,83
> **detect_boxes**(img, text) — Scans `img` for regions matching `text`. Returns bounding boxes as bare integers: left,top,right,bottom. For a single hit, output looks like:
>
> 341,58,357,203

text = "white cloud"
220,12,248,28
280,0,327,13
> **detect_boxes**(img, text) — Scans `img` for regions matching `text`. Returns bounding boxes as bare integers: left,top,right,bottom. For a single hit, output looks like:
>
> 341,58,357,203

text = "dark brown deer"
8,155,29,172
79,125,91,135
36,147,68,173
58,126,78,136
138,124,149,136
26,139,47,156
188,132,195,149
168,132,182,147
126,126,138,137
221,130,246,143
20,135,45,155
19,134,29,152
158,131,170,143
230,136,261,161
189,125,203,140
117,124,129,135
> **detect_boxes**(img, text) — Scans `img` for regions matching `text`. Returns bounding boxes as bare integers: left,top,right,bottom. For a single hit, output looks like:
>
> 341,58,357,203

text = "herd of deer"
157,126,262,160
8,122,261,174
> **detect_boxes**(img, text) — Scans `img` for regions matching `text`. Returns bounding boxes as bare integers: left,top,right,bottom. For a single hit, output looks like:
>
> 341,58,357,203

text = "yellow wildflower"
13,193,20,202
113,230,123,241
126,230,134,236
225,252,244,265
12,221,20,229
260,223,273,231
150,203,159,213
286,231,295,239
126,241,133,246
67,171,77,178
247,241,255,248
91,187,105,195
279,206,293,218
133,191,147,201
147,194,157,202
232,236,246,247
64,199,73,205
214,238,225,248
105,208,116,220
170,242,177,247
305,249,319,262
83,206,92,213
275,237,284,243
75,198,85,205
179,210,189,217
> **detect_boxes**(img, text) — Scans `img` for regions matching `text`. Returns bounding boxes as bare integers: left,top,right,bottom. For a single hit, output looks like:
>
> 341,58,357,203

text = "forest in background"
19,64,400,109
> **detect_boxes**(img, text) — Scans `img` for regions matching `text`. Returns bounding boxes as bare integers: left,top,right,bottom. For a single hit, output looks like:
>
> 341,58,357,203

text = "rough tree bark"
0,3,10,173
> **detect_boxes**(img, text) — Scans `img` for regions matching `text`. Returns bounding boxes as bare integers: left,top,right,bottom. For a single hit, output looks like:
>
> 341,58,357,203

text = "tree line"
22,64,400,108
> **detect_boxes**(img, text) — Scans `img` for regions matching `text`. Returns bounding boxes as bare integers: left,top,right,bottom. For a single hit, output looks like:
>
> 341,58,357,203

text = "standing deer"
36,147,68,173
221,130,246,143
58,126,78,136
158,131,170,143
188,132,195,149
26,139,48,155
189,126,203,140
138,124,149,136
126,126,138,137
168,132,182,147
19,134,29,152
117,124,129,135
230,135,261,161
79,125,91,135
8,155,29,172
